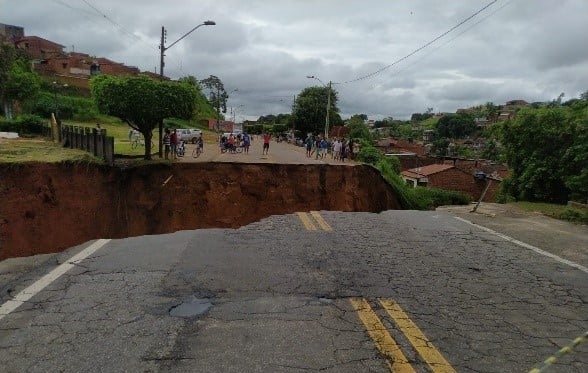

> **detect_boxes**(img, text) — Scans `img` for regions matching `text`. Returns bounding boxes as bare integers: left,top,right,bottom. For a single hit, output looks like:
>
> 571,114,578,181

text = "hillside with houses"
0,22,158,95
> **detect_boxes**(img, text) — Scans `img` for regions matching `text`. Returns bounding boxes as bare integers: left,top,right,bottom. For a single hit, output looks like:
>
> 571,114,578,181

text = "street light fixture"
159,20,215,79
306,75,332,139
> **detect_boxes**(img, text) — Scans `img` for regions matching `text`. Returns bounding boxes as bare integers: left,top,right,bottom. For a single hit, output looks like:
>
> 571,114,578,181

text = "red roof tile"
401,164,454,178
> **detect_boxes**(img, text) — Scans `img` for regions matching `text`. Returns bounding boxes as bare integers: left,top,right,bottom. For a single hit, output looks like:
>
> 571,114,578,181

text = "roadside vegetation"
511,202,587,224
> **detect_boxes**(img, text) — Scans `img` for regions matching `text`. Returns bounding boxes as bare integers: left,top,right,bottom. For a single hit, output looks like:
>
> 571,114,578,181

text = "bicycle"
192,145,203,158
131,135,155,150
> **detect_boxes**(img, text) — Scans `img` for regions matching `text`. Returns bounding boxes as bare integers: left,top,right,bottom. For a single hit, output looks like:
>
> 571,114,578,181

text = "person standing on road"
262,132,271,155
242,132,251,154
163,129,171,160
340,140,347,162
314,136,321,159
319,137,328,159
305,134,313,157
333,138,341,160
170,129,179,159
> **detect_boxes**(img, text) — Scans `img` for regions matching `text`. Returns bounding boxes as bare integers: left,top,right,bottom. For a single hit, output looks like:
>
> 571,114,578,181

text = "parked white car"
176,129,202,143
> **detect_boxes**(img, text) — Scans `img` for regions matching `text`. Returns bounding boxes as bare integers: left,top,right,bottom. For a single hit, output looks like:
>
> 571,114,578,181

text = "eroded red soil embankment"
0,162,402,260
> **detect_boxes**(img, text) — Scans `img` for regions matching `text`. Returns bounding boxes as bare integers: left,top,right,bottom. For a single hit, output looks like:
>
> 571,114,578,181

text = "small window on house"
25,43,29,48
62,63,68,69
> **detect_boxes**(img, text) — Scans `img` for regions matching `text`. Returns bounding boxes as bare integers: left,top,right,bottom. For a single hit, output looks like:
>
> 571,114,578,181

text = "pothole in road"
169,297,212,318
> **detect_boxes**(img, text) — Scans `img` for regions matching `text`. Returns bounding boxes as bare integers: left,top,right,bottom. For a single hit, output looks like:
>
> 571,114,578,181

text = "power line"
343,0,499,84
367,0,514,88
79,0,143,42
49,0,105,27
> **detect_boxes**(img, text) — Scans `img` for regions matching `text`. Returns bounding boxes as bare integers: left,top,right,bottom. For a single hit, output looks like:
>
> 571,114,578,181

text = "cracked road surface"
0,211,586,372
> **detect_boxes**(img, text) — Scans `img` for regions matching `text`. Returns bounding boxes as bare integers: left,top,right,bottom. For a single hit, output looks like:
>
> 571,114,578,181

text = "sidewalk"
437,203,588,269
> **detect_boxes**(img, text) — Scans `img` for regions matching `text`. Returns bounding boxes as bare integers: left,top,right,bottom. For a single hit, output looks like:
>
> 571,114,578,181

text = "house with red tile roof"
401,163,502,202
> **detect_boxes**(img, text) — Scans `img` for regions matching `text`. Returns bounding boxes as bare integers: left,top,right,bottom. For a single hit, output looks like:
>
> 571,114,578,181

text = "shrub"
356,144,382,166
558,208,588,224
410,187,471,210
31,92,99,121
376,159,420,209
0,114,46,135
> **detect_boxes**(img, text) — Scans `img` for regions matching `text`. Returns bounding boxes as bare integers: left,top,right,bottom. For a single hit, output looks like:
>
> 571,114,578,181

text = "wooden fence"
60,125,115,166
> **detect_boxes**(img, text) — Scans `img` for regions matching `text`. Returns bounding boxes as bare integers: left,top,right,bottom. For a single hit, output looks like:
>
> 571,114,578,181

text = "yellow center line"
380,299,458,373
296,212,317,231
350,298,417,373
310,211,332,231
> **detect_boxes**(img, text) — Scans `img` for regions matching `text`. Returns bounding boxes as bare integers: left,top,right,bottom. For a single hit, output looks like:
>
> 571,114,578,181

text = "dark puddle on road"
169,297,212,318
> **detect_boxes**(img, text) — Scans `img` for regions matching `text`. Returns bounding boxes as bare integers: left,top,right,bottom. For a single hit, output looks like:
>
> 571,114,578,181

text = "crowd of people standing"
156,130,356,162
304,134,354,162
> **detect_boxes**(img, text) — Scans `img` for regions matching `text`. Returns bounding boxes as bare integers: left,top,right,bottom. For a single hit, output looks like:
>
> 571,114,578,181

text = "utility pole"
291,94,296,135
156,20,215,157
216,86,221,132
325,81,331,139
159,26,166,78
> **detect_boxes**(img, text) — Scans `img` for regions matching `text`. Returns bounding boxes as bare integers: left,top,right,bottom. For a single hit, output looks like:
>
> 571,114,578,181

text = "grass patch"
1,119,220,163
0,138,100,163
510,201,588,223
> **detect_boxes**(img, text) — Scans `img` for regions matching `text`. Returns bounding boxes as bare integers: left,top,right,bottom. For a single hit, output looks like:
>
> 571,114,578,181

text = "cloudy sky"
2,0,588,121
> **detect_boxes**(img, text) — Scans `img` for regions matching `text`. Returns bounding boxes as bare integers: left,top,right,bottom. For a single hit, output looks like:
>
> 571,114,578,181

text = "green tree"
484,101,499,119
200,75,228,130
435,113,476,139
91,74,197,160
290,86,341,135
3,60,42,117
347,114,370,140
177,75,216,121
257,114,277,124
0,45,40,119
500,105,586,202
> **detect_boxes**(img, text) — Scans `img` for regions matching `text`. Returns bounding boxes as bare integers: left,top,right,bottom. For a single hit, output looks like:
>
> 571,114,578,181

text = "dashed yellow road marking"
310,211,332,231
380,299,458,373
297,212,317,230
350,298,417,373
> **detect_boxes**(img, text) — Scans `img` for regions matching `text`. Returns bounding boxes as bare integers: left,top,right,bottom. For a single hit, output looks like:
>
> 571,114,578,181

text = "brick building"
0,23,24,44
401,162,506,202
2,23,145,94
13,36,64,60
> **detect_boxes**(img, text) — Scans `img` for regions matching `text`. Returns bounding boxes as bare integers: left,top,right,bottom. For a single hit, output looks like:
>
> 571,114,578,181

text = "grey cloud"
2,0,587,120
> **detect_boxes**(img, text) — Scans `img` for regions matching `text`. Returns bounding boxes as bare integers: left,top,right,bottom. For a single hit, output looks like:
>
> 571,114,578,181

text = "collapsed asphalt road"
1,210,586,373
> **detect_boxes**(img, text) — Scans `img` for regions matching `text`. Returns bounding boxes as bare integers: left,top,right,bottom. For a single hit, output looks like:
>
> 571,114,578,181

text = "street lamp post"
231,104,244,124
157,20,215,157
159,20,215,79
306,75,331,139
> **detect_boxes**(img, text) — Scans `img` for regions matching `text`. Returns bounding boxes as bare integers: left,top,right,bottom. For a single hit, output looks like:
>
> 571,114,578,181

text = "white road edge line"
454,217,588,274
0,239,110,321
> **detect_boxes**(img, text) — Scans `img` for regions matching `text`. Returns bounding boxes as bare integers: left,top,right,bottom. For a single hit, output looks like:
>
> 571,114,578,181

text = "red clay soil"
0,162,402,260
